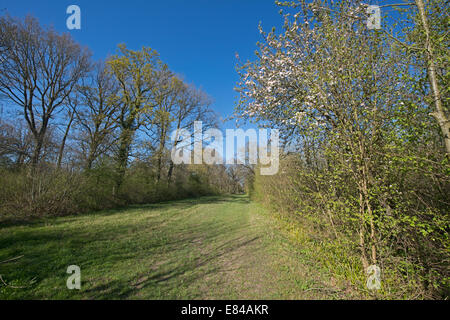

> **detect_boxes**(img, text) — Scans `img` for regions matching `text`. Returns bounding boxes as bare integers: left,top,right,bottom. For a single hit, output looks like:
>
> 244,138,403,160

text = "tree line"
0,15,243,221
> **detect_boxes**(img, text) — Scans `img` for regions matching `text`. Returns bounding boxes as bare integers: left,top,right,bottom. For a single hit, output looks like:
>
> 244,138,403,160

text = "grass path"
0,195,348,299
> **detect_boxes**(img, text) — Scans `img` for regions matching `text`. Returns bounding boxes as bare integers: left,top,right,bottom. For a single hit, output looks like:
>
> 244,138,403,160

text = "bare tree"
0,15,91,167
56,95,77,169
162,83,217,184
0,118,33,165
75,62,119,169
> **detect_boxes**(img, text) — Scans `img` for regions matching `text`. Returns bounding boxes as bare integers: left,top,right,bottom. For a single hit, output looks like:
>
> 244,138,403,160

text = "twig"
0,274,36,289
0,255,24,264
303,287,341,293
378,3,415,8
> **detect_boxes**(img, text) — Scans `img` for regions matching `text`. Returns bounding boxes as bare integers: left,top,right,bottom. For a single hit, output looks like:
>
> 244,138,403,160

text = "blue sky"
1,0,408,162
1,0,287,128
1,1,405,128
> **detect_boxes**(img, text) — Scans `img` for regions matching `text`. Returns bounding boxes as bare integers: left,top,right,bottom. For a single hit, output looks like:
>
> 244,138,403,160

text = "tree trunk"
167,118,182,185
116,128,132,190
415,0,450,155
86,149,95,170
359,190,369,271
57,113,74,169
31,134,44,168
156,125,166,183
167,160,174,184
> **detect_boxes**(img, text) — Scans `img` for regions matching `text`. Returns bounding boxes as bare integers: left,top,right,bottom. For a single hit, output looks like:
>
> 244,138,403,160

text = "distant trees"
145,79,217,184
166,85,217,184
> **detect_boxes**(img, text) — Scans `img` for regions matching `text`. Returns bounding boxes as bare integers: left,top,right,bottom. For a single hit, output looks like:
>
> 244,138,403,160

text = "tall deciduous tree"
0,15,91,167
76,62,120,169
142,74,217,184
413,0,449,154
361,0,449,154
107,44,162,189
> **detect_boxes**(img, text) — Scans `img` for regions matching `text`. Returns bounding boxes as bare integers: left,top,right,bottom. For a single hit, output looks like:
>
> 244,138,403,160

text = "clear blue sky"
1,0,405,128
1,0,287,128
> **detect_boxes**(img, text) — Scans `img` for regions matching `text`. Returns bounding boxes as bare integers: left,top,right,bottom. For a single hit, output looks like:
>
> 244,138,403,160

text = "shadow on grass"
0,194,255,299
81,235,260,299
0,194,250,229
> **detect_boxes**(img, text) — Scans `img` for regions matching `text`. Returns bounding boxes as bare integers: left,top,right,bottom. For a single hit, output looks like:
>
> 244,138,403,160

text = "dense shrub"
0,161,227,223
251,153,449,299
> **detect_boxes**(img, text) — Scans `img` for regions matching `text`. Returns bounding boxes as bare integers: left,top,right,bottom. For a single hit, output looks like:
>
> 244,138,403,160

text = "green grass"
0,195,353,299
